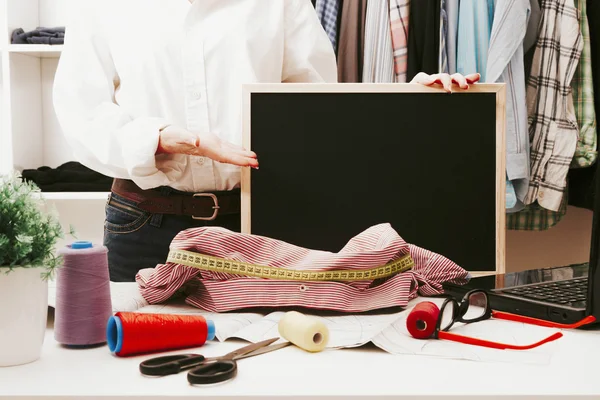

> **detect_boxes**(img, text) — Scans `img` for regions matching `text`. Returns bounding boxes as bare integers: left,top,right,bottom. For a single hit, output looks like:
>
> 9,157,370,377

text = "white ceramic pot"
0,267,48,367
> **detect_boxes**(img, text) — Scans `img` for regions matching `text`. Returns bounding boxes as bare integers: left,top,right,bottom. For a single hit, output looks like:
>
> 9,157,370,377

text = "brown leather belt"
111,179,240,220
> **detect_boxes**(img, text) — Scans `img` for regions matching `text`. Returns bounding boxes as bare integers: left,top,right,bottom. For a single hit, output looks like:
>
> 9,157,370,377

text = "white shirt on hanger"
53,0,337,192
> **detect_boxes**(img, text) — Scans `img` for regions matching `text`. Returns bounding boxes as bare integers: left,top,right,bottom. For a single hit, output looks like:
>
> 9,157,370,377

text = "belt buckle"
192,193,220,221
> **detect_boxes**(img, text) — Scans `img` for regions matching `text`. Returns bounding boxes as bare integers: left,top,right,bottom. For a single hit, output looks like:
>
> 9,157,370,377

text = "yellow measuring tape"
166,249,414,282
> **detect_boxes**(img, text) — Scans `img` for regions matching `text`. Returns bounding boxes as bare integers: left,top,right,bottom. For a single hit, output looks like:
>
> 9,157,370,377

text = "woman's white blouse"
53,0,337,192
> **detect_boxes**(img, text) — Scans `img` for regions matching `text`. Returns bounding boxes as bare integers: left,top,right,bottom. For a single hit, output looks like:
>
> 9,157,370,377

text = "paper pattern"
136,298,557,365
48,282,559,364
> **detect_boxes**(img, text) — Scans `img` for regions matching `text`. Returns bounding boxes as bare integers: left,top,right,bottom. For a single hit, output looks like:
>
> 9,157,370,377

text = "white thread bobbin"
278,311,329,352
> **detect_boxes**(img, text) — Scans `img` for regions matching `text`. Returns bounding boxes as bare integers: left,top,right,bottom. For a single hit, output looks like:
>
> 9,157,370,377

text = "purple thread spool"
54,241,113,347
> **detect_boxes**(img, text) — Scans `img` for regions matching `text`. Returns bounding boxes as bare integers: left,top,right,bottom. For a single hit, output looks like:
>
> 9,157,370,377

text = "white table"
2,309,600,399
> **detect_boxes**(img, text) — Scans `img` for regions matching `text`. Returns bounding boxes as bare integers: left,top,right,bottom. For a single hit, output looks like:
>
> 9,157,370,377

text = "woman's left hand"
410,72,481,92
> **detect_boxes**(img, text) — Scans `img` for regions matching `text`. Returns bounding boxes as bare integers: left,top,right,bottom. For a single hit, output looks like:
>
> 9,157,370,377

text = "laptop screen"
586,161,600,319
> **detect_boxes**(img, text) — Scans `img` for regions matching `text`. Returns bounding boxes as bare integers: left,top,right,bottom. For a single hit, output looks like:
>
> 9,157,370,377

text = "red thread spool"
406,301,440,339
106,312,216,357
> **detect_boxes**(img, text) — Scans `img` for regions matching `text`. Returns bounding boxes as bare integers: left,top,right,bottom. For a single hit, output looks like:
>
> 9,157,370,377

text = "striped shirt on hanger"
363,0,396,82
439,0,449,74
136,224,470,313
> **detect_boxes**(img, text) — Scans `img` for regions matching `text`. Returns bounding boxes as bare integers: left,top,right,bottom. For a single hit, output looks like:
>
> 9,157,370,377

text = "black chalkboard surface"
241,84,506,273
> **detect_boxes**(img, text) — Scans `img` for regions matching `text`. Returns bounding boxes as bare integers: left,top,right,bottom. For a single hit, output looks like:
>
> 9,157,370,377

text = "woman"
53,0,479,281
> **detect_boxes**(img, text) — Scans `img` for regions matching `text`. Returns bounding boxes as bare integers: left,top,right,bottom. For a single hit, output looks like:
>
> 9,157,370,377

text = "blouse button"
299,285,307,292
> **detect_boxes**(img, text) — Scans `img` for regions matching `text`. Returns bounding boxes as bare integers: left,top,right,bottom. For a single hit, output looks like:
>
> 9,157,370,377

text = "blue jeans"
103,191,241,282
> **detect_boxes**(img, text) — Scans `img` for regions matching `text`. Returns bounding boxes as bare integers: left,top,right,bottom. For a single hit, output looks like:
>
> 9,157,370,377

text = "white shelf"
8,44,63,58
1,0,107,249
32,192,110,200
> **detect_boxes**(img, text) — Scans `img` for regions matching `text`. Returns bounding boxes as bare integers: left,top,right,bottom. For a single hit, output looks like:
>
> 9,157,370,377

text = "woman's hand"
156,125,259,168
410,72,481,92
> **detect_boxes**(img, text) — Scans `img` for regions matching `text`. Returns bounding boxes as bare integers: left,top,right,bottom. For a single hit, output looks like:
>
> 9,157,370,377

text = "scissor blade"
236,342,291,361
224,337,279,360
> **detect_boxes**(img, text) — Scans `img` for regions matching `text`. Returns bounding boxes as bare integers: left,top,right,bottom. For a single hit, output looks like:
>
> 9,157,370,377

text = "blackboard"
241,84,506,273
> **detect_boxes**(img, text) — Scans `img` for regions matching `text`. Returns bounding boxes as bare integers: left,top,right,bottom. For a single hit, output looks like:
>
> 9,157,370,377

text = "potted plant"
0,173,64,366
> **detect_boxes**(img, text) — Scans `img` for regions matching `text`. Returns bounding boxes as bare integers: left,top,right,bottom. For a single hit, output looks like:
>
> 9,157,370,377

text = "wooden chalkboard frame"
241,83,506,275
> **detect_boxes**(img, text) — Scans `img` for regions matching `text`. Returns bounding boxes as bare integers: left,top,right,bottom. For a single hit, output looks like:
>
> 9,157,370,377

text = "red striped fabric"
136,223,470,313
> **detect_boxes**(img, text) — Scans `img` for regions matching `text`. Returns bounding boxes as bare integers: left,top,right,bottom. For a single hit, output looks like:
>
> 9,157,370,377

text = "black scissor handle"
140,354,205,376
187,360,237,385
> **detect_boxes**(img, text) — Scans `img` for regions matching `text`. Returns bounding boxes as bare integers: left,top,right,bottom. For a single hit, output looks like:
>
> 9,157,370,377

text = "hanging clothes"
506,0,583,231
506,193,569,231
523,0,541,56
568,0,600,211
445,0,460,74
486,0,531,213
455,0,514,208
523,0,583,212
456,0,494,80
389,0,410,82
363,0,395,82
315,0,341,55
406,0,440,81
458,1,515,215
523,0,542,86
337,0,368,82
570,0,597,169
136,224,470,313
506,0,561,231
506,178,518,209
504,179,518,210
439,0,449,74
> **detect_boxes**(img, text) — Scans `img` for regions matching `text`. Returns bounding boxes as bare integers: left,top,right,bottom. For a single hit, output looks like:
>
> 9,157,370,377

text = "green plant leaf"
0,172,64,280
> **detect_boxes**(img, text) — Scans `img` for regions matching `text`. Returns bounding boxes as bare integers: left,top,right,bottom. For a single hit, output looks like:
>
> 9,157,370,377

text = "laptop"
443,177,600,327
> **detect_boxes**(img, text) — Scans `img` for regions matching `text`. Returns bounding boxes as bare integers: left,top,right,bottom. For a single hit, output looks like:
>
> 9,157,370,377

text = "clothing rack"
312,0,599,269
313,0,599,229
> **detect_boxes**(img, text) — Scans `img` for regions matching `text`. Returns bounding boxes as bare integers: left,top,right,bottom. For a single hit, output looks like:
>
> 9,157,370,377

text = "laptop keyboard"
501,278,588,305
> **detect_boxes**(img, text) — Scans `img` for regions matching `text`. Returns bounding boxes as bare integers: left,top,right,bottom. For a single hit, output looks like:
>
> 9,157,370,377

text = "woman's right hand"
410,72,481,92
156,125,259,168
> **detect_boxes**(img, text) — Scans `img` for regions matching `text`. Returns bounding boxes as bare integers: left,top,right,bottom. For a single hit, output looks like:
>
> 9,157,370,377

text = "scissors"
139,338,290,385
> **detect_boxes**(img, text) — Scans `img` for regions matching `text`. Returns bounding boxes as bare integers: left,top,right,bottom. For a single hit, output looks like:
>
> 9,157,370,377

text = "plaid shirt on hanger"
506,193,568,231
523,0,583,212
315,0,341,54
571,0,598,168
389,0,411,82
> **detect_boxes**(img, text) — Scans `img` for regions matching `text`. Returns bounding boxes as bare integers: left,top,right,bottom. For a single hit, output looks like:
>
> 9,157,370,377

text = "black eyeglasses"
407,289,591,350
435,289,491,336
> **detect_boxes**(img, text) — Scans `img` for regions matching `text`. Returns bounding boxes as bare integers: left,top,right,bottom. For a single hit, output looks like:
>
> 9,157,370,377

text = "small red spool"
406,301,440,339
106,312,215,357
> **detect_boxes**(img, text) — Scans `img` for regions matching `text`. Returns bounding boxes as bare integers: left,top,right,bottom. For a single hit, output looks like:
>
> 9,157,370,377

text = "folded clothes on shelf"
11,27,65,45
21,162,113,192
